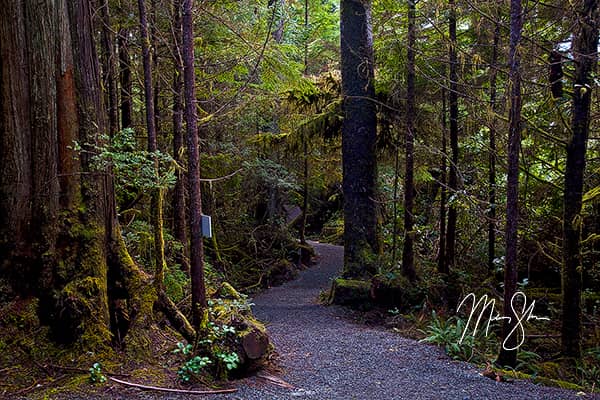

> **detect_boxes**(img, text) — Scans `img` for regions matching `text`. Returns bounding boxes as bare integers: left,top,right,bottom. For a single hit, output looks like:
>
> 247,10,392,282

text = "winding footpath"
113,242,594,399
229,242,592,400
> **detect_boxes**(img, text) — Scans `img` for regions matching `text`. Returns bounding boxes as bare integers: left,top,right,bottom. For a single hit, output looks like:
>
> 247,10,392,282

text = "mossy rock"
329,278,372,308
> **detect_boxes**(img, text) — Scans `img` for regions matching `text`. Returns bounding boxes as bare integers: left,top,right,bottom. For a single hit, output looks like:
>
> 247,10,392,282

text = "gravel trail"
101,242,595,399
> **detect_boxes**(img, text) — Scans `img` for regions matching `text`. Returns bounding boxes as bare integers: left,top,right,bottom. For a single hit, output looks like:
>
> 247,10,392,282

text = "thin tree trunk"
304,0,309,73
445,0,459,271
438,83,448,274
272,0,286,43
118,28,133,129
300,139,309,244
172,0,189,272
561,0,599,359
151,0,161,142
497,0,524,367
392,140,400,266
99,0,118,136
402,0,417,281
299,0,309,248
183,0,208,326
340,0,380,278
488,20,500,271
138,0,166,291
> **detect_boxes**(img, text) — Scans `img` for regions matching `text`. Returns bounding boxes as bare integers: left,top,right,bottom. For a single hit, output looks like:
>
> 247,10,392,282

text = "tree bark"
340,0,380,278
172,0,189,272
445,0,459,272
0,0,152,350
183,0,208,326
438,83,448,274
402,0,417,282
488,20,500,271
118,27,133,129
299,0,310,250
138,0,167,291
99,0,118,136
561,0,599,359
497,0,524,367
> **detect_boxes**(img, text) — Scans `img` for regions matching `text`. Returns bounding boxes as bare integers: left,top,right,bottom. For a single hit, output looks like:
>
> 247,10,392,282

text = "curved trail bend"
112,242,593,399
233,242,589,399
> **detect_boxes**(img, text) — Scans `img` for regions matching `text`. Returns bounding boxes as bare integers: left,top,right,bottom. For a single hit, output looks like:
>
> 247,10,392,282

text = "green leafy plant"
173,341,193,356
515,349,542,373
419,311,496,364
173,297,250,382
88,362,107,384
177,356,212,383
86,128,176,196
388,307,401,316
216,351,240,371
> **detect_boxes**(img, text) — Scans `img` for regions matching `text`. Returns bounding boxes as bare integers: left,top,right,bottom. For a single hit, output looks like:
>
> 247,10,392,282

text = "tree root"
155,289,196,342
108,376,237,394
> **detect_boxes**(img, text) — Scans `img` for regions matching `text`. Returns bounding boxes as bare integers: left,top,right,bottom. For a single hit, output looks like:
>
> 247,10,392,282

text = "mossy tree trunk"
561,0,599,359
0,0,152,350
340,0,380,279
138,0,167,291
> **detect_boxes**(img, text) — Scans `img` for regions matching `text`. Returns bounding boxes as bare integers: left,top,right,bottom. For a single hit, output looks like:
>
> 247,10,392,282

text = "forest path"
227,242,587,399
116,242,589,400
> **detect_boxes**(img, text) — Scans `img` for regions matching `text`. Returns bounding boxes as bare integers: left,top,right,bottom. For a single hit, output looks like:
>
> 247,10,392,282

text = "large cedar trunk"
0,0,152,350
340,0,380,278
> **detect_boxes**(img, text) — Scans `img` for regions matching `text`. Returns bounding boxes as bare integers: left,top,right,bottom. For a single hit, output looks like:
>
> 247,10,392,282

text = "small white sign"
201,214,212,238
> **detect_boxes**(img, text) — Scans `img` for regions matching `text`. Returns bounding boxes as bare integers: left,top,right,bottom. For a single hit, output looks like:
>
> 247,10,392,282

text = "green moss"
342,242,379,278
498,369,585,391
329,278,372,308
217,282,243,300
334,278,371,290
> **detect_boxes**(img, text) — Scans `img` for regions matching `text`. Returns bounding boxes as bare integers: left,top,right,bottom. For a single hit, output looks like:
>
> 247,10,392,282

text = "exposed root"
108,376,237,395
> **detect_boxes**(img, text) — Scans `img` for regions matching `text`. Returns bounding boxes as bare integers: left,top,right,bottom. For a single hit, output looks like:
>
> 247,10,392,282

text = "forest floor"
48,241,596,400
